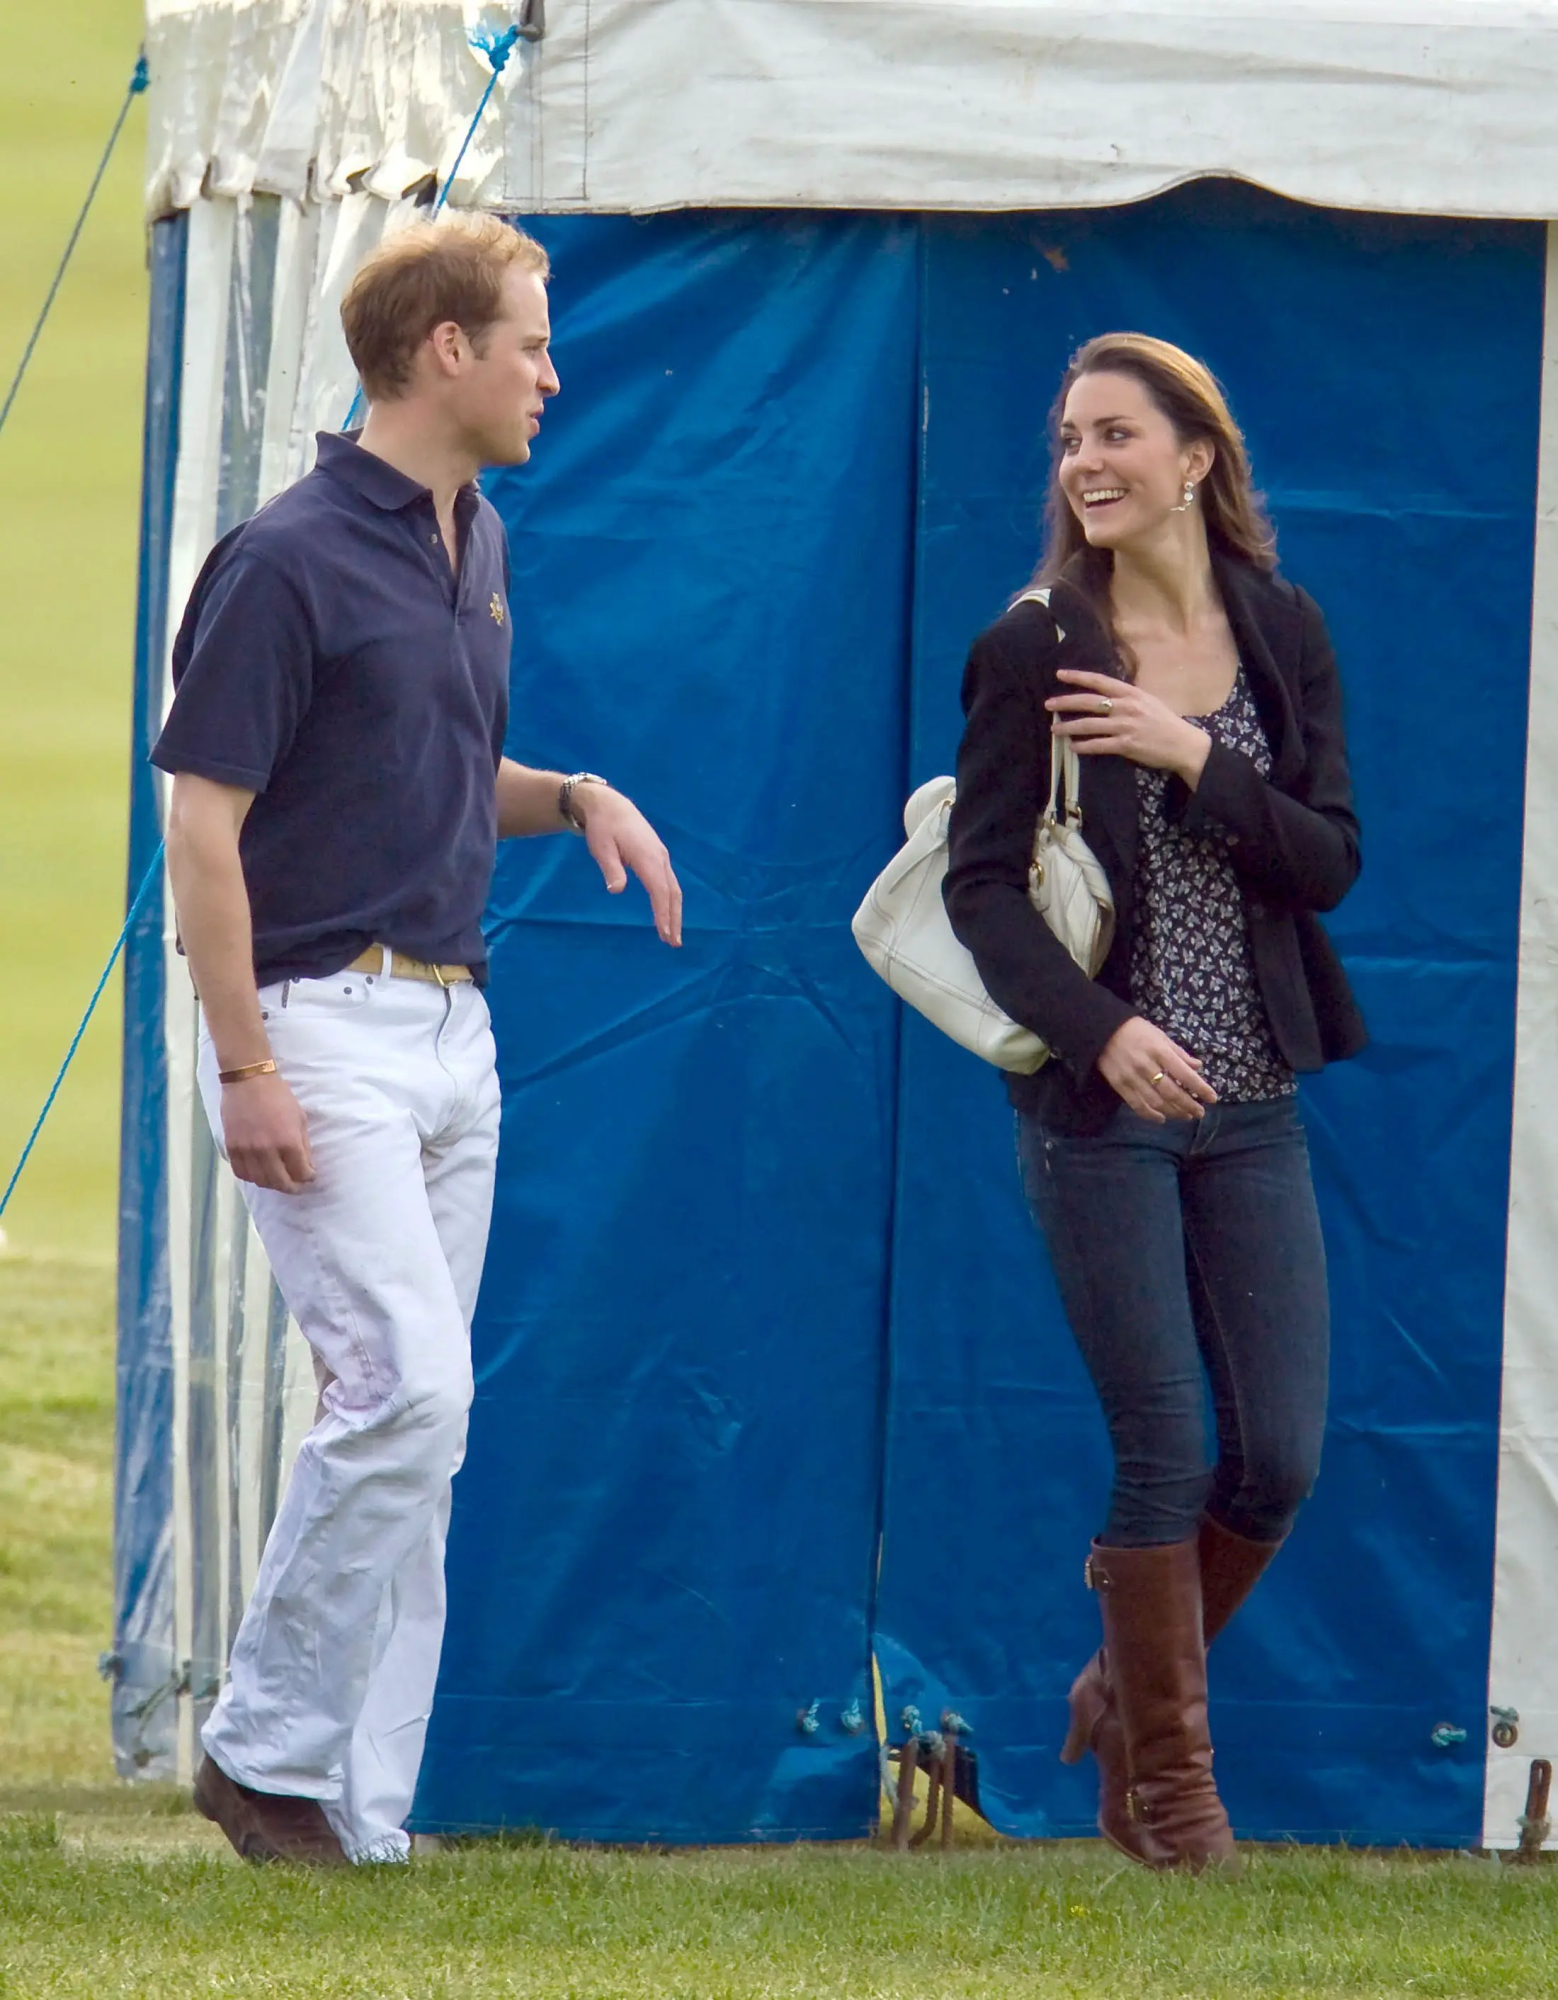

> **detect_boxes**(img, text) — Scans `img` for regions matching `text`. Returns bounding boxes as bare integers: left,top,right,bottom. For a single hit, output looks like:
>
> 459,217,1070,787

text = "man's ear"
425,319,467,379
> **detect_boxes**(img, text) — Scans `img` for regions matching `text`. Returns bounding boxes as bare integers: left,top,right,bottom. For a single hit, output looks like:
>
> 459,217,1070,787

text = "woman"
944,333,1364,1873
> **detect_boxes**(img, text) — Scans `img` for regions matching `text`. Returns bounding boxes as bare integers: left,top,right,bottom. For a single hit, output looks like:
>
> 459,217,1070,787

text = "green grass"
0,0,148,1263
0,1257,115,1788
0,1810,1554,1999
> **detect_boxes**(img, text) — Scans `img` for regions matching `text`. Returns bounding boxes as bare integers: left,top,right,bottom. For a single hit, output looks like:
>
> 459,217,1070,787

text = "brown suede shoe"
194,1754,348,1867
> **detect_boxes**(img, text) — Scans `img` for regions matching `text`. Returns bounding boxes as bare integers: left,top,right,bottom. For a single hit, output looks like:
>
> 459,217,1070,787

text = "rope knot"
470,23,522,72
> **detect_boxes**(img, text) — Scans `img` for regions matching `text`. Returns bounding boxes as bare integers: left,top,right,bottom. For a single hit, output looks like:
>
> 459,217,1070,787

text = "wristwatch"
558,771,608,833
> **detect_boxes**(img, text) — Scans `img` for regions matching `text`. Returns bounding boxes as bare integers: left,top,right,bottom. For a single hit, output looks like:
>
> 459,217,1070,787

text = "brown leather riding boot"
1062,1517,1281,1860
1084,1537,1236,1872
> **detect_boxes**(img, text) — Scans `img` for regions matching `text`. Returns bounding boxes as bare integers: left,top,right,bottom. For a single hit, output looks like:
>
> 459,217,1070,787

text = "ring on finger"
1099,696,1114,715
1148,1070,1167,1087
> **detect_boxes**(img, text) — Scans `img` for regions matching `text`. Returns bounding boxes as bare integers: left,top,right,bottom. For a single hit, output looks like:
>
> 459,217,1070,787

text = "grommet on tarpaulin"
1490,1705,1520,1750
840,1699,866,1735
796,1700,821,1737
1430,1722,1467,1750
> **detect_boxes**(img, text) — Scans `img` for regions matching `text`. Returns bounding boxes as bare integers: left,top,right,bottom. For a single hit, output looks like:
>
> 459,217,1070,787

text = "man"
154,215,681,1866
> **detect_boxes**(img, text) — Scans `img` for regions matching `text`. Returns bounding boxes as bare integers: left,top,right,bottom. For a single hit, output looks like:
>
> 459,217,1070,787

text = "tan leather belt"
346,947,474,987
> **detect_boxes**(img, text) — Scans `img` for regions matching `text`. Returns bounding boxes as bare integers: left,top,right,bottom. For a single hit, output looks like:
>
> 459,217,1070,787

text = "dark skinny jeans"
1017,1096,1330,1550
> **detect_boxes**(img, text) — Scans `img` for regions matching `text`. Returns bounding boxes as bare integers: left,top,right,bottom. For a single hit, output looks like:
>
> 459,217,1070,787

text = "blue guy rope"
0,52,149,445
0,844,164,1226
2,25,522,1218
3,22,526,1222
437,24,522,220
0,49,155,1230
342,23,522,431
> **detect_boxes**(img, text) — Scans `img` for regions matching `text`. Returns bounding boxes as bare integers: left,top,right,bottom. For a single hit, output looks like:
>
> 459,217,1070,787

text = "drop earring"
1170,480,1196,513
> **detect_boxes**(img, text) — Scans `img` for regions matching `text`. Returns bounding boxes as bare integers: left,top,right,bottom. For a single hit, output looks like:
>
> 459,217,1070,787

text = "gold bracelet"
218,1059,278,1085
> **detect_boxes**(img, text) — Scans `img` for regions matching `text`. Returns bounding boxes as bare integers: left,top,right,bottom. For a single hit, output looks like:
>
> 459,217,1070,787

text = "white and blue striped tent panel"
120,187,422,1779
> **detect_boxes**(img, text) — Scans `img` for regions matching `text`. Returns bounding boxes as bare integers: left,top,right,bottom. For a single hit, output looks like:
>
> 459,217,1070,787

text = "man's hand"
573,784,684,947
166,772,313,1185
221,1071,316,1193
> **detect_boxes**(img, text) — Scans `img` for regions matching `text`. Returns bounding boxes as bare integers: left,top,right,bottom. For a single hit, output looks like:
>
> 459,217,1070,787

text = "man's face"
452,266,559,466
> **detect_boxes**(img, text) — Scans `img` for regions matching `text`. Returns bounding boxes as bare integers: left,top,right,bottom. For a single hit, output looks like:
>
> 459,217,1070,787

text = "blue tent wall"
878,183,1545,1845
414,215,920,1841
118,187,1545,1844
419,186,1543,1844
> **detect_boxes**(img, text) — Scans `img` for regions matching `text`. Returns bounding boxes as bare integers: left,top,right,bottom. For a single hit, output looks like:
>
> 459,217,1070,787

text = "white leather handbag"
850,591,1116,1074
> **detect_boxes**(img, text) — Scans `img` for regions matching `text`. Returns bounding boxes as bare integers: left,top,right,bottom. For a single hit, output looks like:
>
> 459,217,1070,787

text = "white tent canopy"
145,0,1558,222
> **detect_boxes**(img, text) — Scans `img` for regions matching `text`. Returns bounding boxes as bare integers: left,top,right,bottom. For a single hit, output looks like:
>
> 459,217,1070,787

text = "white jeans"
196,960,500,1863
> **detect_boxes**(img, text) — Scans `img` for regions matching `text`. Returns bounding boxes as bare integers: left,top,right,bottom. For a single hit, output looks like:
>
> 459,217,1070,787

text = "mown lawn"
0,1803,1555,2000
0,1258,116,1792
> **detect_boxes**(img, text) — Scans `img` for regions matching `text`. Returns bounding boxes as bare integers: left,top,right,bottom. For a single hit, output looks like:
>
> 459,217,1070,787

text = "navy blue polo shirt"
152,432,511,986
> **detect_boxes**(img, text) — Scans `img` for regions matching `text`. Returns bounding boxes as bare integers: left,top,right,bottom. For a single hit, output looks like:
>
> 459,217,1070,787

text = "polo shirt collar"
314,429,480,515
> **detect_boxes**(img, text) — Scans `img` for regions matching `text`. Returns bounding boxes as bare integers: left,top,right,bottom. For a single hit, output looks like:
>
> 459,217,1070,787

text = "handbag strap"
1014,587,1082,828
1048,732,1083,826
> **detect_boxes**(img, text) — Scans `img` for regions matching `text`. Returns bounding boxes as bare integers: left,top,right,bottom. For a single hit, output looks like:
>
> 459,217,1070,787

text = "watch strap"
558,771,608,833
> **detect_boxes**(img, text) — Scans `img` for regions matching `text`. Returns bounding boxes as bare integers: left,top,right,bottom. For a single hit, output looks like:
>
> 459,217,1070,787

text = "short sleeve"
151,545,316,792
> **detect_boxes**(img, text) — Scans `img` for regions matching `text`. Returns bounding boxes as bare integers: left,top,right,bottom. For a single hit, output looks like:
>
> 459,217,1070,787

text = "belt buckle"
431,962,449,989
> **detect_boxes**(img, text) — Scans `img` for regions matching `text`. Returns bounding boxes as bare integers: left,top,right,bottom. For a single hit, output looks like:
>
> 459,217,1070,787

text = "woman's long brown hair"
1031,334,1276,668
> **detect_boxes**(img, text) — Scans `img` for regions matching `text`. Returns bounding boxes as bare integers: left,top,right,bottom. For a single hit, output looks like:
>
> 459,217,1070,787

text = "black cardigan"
943,552,1366,1131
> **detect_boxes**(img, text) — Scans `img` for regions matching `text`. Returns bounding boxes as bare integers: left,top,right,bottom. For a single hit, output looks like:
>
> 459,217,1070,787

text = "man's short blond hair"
341,214,550,402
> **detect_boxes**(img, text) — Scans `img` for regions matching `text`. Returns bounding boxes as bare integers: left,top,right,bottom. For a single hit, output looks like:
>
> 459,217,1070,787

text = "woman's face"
1056,370,1211,552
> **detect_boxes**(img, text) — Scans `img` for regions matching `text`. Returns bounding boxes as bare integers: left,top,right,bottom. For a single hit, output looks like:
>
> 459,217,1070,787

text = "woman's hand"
1047,671,1211,786
1097,1017,1218,1123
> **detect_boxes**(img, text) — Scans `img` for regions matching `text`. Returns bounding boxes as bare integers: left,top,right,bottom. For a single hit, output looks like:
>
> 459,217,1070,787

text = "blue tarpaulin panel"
415,214,919,1841
118,187,1546,1844
878,184,1544,1844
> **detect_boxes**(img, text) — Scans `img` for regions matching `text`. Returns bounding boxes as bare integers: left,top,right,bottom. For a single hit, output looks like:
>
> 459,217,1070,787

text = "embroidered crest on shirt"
489,593,505,625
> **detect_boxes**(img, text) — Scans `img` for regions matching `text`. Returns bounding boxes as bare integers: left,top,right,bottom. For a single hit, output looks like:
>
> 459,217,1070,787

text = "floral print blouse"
1130,670,1296,1104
